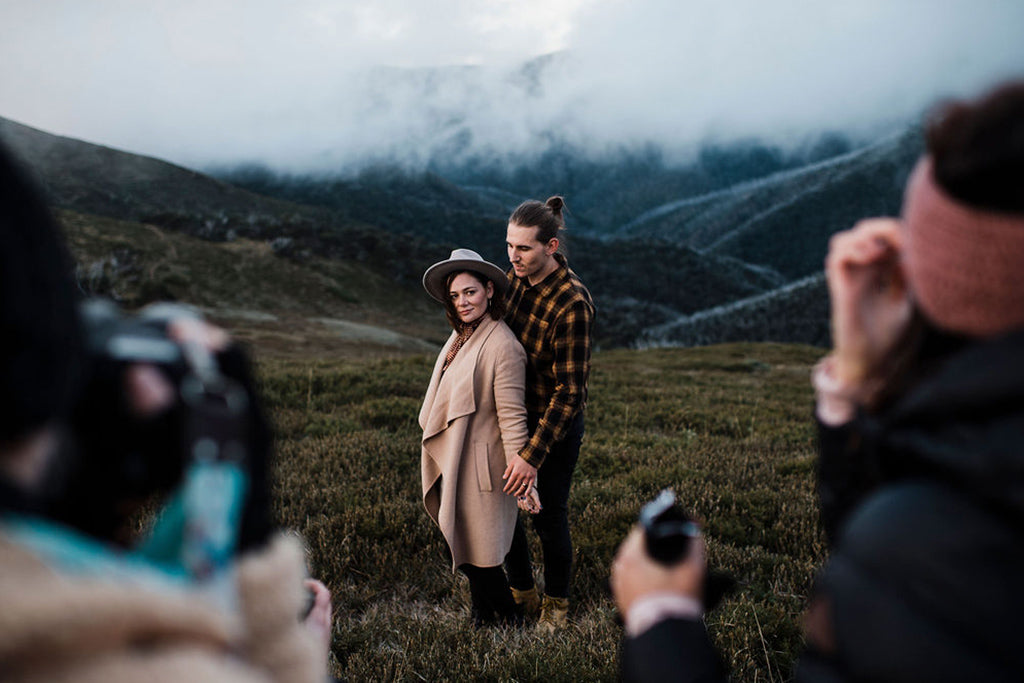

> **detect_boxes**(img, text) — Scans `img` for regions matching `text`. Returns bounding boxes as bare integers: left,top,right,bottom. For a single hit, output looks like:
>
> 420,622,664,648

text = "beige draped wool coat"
419,315,529,569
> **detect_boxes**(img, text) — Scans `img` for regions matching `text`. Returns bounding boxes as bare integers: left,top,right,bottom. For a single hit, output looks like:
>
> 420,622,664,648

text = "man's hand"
825,218,913,386
611,526,706,616
502,456,538,495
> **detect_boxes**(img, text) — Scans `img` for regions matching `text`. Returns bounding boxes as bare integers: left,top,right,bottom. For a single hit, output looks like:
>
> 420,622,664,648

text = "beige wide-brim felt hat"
422,248,509,303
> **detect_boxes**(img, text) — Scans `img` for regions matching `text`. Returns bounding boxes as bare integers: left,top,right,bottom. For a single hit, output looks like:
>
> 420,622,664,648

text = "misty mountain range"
0,113,922,349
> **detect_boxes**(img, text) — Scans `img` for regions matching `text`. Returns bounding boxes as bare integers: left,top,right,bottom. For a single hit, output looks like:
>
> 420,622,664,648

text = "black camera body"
639,488,701,565
80,299,192,367
48,299,271,552
638,489,736,612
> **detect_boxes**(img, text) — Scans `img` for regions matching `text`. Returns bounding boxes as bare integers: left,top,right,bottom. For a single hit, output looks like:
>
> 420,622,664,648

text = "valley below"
2,114,922,352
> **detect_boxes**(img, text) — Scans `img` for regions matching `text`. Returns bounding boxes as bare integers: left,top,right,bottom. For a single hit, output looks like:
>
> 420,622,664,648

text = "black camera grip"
638,489,736,612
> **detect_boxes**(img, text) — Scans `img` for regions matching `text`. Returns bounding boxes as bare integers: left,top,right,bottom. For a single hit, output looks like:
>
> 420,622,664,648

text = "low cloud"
1,0,1021,171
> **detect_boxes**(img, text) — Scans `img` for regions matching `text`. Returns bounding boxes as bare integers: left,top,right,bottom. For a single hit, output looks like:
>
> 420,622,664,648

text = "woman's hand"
517,485,542,514
825,218,913,386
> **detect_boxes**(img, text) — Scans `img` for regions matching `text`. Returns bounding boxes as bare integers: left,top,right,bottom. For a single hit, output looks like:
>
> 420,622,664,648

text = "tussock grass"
260,342,827,681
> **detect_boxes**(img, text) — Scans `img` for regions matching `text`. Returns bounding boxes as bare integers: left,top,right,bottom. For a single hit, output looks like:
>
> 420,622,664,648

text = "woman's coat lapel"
418,316,499,442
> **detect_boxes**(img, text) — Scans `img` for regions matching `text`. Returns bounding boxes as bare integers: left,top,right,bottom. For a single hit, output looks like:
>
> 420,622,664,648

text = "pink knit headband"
902,157,1024,337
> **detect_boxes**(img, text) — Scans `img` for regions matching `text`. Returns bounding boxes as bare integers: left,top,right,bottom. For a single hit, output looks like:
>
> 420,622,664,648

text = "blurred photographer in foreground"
0,143,332,682
612,79,1024,682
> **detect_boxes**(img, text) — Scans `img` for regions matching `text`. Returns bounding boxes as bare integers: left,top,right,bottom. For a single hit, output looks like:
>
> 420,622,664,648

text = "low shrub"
262,342,826,681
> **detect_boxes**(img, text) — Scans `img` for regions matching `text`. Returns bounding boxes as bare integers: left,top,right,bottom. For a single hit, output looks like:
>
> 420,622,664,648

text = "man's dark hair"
509,196,567,243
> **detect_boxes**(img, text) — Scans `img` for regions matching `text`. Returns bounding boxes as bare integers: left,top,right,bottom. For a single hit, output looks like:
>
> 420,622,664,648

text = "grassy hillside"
59,209,449,359
7,117,791,348
1,117,440,288
260,342,827,681
1,117,335,228
57,203,785,352
57,190,831,680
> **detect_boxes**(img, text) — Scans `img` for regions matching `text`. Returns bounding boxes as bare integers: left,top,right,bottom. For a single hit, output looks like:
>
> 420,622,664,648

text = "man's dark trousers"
505,411,584,599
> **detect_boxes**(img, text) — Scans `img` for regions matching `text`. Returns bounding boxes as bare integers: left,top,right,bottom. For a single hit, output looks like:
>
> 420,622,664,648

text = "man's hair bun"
545,196,565,216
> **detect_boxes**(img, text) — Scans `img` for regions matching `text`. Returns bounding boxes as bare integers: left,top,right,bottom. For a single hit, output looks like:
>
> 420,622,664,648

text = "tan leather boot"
511,586,541,620
536,595,569,633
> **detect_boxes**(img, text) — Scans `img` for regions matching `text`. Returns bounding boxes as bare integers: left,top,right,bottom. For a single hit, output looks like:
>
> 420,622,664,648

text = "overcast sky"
1,0,1022,171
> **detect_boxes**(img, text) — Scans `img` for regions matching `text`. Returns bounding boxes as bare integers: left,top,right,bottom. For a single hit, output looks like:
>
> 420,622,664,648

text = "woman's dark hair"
508,196,567,244
442,270,506,331
868,312,968,412
926,80,1024,214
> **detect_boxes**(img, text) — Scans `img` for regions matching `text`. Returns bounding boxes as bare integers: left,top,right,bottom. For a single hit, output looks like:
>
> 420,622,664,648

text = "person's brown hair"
508,196,567,244
867,80,1024,409
926,80,1024,214
442,270,506,331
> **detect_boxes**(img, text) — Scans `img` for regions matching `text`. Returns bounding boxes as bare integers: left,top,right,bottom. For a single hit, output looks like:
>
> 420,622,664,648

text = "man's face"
506,222,557,283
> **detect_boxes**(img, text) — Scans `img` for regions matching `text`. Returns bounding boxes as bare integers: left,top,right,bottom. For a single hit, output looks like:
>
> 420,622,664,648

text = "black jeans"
505,411,584,599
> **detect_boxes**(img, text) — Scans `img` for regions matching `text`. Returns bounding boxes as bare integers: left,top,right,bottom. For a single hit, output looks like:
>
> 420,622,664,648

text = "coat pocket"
474,441,493,492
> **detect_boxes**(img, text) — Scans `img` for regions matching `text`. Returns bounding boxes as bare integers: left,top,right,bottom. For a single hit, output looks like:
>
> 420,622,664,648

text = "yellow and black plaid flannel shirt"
505,253,594,468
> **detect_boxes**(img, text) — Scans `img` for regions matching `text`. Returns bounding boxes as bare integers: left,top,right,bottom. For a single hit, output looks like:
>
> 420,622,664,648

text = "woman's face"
449,272,494,325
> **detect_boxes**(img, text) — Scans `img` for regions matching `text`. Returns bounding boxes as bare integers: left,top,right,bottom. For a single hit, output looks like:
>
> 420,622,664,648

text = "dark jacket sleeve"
816,416,883,547
621,618,727,683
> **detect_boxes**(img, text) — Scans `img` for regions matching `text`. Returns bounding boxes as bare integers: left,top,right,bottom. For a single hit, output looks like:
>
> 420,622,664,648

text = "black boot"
462,563,523,628
470,600,497,629
489,578,523,627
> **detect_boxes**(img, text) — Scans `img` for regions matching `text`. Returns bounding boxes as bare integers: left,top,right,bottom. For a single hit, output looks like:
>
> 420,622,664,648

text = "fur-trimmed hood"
0,531,327,682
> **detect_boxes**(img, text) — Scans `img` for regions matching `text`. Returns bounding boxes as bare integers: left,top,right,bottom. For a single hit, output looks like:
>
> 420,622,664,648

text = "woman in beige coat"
419,249,539,626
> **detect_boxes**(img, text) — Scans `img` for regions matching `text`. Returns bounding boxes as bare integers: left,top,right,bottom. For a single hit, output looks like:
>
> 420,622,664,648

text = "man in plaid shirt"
500,196,595,633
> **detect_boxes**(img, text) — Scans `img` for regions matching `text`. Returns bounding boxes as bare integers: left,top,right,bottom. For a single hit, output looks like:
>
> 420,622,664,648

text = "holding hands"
516,484,542,514
503,455,537,496
502,455,541,513
503,455,541,513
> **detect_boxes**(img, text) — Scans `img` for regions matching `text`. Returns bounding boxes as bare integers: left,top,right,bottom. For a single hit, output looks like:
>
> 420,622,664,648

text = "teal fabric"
2,459,247,595
138,459,247,577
